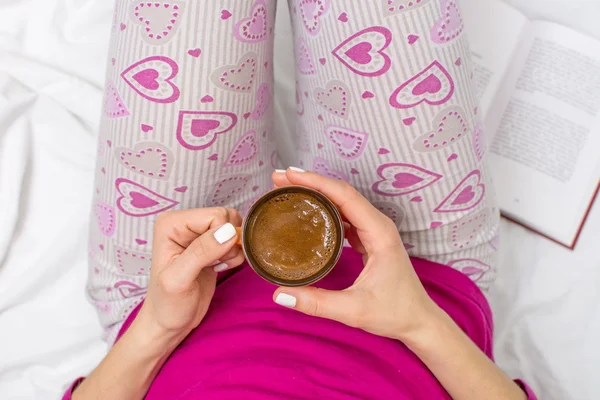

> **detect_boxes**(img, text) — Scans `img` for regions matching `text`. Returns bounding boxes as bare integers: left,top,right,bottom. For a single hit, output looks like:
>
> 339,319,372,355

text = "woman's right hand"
271,169,439,344
139,207,245,341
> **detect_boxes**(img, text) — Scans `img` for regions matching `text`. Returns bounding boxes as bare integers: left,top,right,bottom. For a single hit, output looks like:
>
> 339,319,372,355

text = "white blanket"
1,1,598,399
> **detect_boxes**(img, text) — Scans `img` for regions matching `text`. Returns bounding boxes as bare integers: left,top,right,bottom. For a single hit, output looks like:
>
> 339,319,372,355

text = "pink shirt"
64,248,536,399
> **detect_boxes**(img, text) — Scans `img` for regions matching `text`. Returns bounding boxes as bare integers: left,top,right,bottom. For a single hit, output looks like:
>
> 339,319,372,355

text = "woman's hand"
271,169,439,343
140,207,245,341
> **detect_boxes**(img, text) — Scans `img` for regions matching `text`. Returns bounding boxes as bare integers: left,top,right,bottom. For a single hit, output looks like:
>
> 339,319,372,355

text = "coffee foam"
247,192,338,281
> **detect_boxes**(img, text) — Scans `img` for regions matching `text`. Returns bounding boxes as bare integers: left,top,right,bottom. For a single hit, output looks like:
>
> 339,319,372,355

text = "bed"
1,0,598,398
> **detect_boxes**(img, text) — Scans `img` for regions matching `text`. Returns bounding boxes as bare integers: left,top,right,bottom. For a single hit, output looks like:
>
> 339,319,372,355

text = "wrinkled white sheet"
0,1,598,399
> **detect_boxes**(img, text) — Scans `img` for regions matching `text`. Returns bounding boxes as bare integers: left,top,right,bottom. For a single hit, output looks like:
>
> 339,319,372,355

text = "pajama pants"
89,0,500,342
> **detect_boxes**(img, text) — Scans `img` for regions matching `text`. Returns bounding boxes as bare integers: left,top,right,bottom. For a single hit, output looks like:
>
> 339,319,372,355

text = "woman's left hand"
271,169,440,343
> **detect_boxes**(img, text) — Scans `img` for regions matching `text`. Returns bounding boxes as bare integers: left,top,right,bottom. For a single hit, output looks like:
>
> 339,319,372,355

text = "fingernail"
289,167,305,172
275,293,297,308
209,260,221,267
214,223,236,244
213,263,229,272
275,169,286,174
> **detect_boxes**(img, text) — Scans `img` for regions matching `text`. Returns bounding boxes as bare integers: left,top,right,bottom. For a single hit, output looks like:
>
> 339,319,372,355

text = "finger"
277,169,399,250
218,246,243,263
272,169,292,187
153,207,241,265
273,286,363,328
166,223,239,287
213,252,246,273
346,226,367,255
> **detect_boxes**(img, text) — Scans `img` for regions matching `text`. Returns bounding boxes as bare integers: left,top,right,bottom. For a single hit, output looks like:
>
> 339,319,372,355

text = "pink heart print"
338,12,348,22
114,280,147,298
95,201,116,237
211,51,257,93
234,0,269,43
332,26,393,77
115,246,152,275
382,0,432,17
223,129,260,167
176,110,238,151
389,60,454,109
448,258,491,282
115,178,179,217
221,9,232,20
362,91,375,99
130,1,185,45
174,186,188,193
104,81,129,119
431,0,464,44
298,0,331,36
472,120,486,161
252,83,271,120
407,34,419,45
448,209,488,249
402,117,416,126
296,81,305,116
313,157,350,182
121,56,180,103
325,125,369,160
188,48,201,58
296,38,317,75
434,170,485,213
413,106,468,152
116,142,173,180
207,175,251,206
372,201,406,229
314,80,352,119
372,163,443,196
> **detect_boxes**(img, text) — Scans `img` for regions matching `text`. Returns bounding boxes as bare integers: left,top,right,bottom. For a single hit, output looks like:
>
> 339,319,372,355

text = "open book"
462,0,600,249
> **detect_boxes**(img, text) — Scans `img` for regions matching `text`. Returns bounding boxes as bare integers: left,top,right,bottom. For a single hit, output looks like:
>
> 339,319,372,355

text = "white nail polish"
275,293,297,308
214,223,236,244
209,260,221,267
213,263,229,272
275,169,286,174
289,167,305,172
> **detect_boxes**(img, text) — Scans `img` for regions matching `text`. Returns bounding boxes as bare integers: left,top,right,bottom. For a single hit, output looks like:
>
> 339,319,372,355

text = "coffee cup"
235,186,344,287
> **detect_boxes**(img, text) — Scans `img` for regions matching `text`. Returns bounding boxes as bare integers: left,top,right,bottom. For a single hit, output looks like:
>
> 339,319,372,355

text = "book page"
461,0,529,127
489,22,600,246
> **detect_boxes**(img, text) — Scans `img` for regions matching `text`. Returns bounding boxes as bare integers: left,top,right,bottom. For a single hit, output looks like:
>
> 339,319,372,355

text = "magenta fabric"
64,248,536,399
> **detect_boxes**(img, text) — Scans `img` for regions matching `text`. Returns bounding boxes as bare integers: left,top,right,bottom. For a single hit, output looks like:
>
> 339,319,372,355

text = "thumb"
273,287,360,326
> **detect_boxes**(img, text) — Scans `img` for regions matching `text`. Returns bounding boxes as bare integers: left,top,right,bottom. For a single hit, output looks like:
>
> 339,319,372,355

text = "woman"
67,0,536,398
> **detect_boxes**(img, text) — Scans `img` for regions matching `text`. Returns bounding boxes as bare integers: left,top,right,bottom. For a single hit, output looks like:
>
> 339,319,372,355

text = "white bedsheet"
0,1,598,399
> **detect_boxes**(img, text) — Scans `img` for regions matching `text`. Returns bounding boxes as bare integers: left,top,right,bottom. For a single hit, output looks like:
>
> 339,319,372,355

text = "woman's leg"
90,0,277,342
291,0,500,290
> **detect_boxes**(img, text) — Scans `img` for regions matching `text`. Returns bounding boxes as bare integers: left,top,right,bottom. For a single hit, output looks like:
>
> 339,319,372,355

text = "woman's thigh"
89,0,277,341
290,0,500,289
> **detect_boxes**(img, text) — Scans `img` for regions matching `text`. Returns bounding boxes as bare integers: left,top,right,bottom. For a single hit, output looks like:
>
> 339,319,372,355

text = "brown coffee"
246,191,340,281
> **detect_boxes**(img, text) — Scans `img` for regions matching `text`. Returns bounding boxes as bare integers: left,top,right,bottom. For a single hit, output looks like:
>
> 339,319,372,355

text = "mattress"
0,1,598,399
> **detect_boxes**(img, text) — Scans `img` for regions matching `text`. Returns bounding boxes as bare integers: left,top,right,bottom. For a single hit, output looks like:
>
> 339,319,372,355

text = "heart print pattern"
176,111,238,151
116,142,173,180
390,60,454,109
121,56,180,103
130,1,185,45
413,106,468,152
211,52,257,93
382,0,432,17
115,178,179,217
298,0,331,36
234,0,269,43
332,26,392,77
